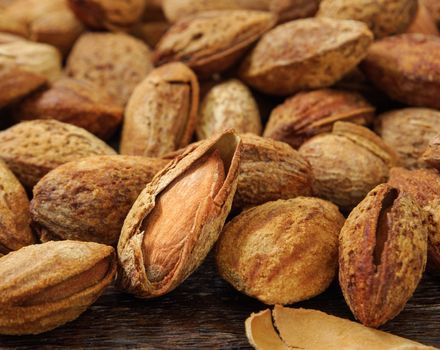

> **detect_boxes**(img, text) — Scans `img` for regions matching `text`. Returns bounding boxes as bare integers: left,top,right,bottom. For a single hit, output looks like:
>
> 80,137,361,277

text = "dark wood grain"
1,253,439,349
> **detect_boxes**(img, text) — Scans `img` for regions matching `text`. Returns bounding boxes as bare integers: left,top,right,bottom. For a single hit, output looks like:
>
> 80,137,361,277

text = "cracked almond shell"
117,131,241,298
120,62,199,157
197,79,262,140
339,183,428,327
154,10,276,76
216,197,345,305
66,32,153,106
264,88,375,149
31,155,169,246
299,121,399,211
361,34,440,109
375,108,440,169
14,78,123,140
388,167,440,273
0,120,116,189
239,18,373,95
317,0,418,39
0,159,34,257
422,134,440,169
0,240,116,335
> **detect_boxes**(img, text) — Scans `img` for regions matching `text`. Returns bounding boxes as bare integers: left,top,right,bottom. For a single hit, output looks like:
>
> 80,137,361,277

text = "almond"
422,134,440,169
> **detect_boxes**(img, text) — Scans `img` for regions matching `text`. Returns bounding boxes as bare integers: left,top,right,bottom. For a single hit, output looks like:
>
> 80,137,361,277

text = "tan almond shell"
388,167,440,272
154,10,276,76
0,12,28,38
14,78,123,140
68,0,146,30
0,39,62,82
30,155,169,246
216,197,345,305
406,2,439,36
269,0,320,23
197,79,262,140
299,122,399,211
120,62,199,157
0,63,47,109
0,240,116,335
421,134,440,169
375,108,440,169
361,34,440,109
117,131,241,298
245,306,436,350
0,120,116,189
0,159,34,257
66,32,153,107
339,183,428,328
239,18,373,96
317,0,418,39
264,89,375,149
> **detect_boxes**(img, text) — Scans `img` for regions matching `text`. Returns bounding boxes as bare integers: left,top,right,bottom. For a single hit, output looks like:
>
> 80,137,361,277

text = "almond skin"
0,240,116,335
14,78,123,140
239,18,373,96
264,89,375,149
0,120,116,189
117,131,241,298
339,184,428,327
318,0,418,39
361,34,440,109
31,155,169,246
154,10,276,77
216,197,345,305
66,32,153,106
197,79,262,140
375,108,440,169
120,62,199,157
388,167,440,273
0,159,34,257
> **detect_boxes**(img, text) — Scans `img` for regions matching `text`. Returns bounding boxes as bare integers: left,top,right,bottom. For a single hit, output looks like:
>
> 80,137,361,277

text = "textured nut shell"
120,62,199,157
31,156,168,246
66,32,153,106
422,134,440,169
339,184,428,327
162,0,241,22
0,40,61,82
245,306,437,350
361,34,440,109
197,80,262,140
318,0,418,38
0,120,116,189
388,167,440,272
0,160,34,257
235,133,313,210
239,18,373,95
117,131,241,298
154,10,276,76
406,2,439,36
299,122,398,211
0,64,47,109
264,89,375,149
14,78,123,140
375,108,440,169
0,240,116,335
269,0,320,23
68,0,146,30
216,197,345,305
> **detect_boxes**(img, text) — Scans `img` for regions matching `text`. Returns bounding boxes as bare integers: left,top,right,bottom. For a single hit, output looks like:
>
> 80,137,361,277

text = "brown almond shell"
0,240,116,335
422,134,440,169
117,130,241,298
120,62,199,157
31,155,169,246
339,183,428,327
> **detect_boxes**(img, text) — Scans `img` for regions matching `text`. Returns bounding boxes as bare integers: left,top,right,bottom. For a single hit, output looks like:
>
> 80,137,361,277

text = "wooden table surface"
1,253,439,349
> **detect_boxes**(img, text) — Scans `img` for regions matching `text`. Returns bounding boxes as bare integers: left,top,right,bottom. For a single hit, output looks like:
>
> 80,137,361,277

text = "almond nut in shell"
31,155,168,246
339,183,428,327
0,240,116,335
117,131,241,298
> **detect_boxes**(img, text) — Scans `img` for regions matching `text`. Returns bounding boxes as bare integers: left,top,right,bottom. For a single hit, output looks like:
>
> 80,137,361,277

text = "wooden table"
1,253,439,349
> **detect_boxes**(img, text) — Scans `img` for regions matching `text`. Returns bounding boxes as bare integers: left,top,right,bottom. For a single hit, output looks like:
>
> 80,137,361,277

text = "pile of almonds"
0,0,440,348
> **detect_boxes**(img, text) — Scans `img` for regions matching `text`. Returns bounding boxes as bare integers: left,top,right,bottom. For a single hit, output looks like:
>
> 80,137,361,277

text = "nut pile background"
0,0,440,347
